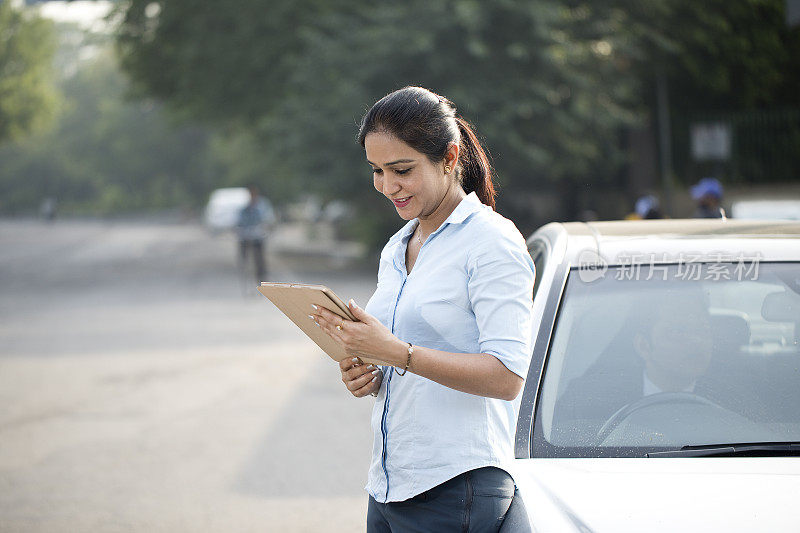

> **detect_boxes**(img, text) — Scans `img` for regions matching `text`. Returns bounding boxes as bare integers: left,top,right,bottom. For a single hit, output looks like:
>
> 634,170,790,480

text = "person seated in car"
636,292,713,395
554,287,717,426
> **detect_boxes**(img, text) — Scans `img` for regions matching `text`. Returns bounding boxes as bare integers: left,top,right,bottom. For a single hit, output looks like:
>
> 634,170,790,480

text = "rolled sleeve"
467,228,536,378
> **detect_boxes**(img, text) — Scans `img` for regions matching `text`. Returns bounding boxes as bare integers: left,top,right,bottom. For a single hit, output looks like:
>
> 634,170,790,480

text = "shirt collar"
445,191,484,225
643,371,696,396
391,192,484,274
397,191,484,242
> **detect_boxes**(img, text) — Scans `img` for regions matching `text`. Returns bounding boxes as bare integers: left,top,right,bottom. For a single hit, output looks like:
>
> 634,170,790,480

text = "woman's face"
365,131,453,221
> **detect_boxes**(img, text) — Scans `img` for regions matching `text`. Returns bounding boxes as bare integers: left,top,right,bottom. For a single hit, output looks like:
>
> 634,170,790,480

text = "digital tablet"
257,282,380,364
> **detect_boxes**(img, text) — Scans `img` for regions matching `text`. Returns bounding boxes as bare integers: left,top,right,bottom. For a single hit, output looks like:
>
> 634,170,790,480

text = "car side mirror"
761,291,800,322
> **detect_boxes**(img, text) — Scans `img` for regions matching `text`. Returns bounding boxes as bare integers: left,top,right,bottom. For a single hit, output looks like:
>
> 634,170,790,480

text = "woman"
310,86,535,531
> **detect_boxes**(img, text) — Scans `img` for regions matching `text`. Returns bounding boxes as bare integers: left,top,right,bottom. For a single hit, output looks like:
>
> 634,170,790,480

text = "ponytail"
456,117,496,210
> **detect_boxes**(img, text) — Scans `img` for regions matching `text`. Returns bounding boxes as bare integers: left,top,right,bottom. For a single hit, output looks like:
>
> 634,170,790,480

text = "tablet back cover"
257,282,380,365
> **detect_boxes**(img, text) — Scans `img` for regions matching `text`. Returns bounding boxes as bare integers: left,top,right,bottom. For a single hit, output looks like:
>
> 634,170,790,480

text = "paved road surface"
0,219,379,532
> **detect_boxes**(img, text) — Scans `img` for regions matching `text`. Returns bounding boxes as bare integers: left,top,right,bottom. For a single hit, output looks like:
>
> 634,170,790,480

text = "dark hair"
357,86,496,209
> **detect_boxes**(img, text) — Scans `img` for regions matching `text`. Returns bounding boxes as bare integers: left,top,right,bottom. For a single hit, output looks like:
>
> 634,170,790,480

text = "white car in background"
731,199,800,220
203,187,250,231
510,219,800,532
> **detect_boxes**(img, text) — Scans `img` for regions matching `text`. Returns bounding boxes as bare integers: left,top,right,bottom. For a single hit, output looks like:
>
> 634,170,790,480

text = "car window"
535,261,800,457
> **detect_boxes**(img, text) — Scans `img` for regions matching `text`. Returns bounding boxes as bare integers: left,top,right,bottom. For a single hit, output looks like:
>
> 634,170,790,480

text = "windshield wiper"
647,442,800,458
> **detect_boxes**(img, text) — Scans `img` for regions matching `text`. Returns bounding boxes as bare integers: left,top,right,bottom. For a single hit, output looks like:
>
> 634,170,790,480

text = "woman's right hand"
340,357,382,398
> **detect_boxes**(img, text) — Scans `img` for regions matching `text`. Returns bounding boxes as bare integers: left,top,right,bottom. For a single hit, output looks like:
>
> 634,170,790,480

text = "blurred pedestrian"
236,184,276,283
310,86,534,532
691,177,726,219
637,195,663,219
40,197,57,222
625,194,663,220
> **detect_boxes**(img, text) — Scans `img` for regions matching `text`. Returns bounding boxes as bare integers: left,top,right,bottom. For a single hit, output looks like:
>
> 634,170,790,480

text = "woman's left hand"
310,300,404,366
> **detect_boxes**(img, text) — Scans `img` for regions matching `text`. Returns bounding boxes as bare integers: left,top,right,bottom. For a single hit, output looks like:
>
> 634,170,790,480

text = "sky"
34,0,115,33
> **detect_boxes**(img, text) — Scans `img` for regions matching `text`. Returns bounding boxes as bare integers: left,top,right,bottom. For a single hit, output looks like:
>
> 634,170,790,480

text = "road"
0,219,378,532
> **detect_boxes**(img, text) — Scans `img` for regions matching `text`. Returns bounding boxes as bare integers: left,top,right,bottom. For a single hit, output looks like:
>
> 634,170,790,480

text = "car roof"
530,219,800,265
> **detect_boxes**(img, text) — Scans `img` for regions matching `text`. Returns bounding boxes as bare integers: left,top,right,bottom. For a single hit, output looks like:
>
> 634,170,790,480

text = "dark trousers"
366,467,531,532
239,239,266,281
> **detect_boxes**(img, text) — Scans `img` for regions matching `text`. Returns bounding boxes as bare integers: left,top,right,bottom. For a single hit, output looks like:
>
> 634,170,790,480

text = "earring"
444,165,451,174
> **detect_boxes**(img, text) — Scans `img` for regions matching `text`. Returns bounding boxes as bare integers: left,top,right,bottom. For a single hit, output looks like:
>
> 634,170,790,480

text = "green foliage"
620,0,800,111
285,1,643,184
116,0,657,242
0,38,218,215
116,0,340,125
8,0,791,229
0,2,59,143
631,0,800,186
117,0,646,188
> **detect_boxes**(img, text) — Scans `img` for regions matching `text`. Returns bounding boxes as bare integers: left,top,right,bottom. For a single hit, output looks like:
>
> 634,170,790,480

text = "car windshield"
535,261,800,457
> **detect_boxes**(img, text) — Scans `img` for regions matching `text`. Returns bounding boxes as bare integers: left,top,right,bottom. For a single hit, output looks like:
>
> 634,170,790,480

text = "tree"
610,0,800,187
115,0,800,240
116,0,339,125
625,0,800,111
117,0,647,237
0,1,59,143
0,29,218,215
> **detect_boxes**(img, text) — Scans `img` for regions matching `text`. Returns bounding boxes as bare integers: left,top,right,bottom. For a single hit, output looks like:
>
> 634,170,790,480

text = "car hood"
508,458,800,532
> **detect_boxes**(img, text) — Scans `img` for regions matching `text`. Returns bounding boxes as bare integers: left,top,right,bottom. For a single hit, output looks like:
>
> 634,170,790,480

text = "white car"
510,219,800,532
731,199,800,220
203,187,251,231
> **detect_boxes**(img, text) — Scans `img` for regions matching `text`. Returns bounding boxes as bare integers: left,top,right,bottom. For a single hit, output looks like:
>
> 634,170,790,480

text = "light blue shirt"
364,191,536,503
236,197,276,241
